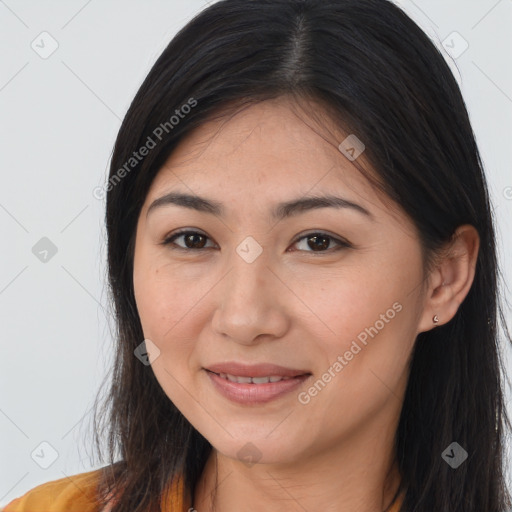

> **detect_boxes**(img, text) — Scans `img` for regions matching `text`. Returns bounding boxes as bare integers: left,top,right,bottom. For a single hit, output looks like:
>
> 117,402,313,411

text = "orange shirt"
1,468,191,512
2,468,404,511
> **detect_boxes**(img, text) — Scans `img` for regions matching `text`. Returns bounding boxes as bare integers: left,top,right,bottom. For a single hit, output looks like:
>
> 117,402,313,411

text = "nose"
211,247,289,346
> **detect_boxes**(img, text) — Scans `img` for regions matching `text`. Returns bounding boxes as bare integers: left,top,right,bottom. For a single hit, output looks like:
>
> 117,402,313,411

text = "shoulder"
1,468,107,512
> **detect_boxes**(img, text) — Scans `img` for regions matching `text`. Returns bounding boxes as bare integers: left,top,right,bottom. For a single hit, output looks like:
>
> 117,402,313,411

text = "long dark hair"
90,0,512,510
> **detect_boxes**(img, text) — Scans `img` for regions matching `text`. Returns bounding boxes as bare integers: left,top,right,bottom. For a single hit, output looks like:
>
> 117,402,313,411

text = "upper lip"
204,362,311,378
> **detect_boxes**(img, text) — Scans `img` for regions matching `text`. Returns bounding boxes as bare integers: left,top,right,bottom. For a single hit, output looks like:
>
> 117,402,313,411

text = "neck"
193,419,402,512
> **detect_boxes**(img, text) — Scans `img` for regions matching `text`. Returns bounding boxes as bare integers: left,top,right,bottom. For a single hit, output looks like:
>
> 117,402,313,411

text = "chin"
206,433,308,467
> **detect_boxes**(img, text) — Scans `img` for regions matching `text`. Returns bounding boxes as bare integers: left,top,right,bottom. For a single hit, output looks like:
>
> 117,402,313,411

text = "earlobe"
416,224,480,334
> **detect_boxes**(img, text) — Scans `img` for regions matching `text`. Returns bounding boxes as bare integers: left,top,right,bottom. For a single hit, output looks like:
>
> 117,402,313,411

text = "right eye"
162,229,217,251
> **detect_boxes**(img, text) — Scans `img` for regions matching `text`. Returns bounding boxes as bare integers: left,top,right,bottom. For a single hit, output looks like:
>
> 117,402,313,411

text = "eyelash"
161,229,351,254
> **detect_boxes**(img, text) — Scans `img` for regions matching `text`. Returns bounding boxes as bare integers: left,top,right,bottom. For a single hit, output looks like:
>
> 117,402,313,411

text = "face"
133,97,428,466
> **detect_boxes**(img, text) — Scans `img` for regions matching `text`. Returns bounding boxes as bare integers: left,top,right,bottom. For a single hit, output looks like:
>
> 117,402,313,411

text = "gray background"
1,0,511,505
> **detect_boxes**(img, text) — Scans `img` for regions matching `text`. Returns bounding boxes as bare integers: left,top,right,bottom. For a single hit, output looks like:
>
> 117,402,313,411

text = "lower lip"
205,370,311,404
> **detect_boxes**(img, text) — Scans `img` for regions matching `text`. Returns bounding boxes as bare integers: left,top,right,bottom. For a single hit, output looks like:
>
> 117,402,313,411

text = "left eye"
162,230,350,253
291,232,350,253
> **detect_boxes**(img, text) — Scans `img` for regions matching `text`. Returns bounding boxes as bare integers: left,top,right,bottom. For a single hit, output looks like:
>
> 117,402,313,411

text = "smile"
214,372,294,384
205,369,311,404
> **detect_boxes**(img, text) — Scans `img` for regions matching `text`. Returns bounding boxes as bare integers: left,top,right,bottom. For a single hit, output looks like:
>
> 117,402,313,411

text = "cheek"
134,268,172,341
301,261,409,345
300,300,413,444
133,256,217,389
303,257,420,401
133,261,203,406
134,255,198,339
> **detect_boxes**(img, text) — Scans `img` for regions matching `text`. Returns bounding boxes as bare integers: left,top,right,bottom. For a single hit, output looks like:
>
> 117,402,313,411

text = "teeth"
252,376,272,384
235,375,252,383
217,372,293,384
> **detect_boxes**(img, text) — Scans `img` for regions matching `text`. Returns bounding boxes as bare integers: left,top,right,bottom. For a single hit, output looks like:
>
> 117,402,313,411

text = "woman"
4,0,511,511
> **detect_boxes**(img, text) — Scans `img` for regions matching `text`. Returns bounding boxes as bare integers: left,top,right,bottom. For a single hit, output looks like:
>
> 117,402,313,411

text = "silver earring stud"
433,315,439,324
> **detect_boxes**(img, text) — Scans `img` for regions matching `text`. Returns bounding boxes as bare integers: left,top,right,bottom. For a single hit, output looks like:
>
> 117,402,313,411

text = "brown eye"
306,234,330,251
163,230,214,250
291,232,351,253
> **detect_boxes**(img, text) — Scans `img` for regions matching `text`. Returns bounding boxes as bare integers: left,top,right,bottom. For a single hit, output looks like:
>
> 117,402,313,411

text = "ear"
416,224,480,334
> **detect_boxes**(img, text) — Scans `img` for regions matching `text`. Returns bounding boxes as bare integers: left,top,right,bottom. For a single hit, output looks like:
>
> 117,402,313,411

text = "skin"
132,96,479,512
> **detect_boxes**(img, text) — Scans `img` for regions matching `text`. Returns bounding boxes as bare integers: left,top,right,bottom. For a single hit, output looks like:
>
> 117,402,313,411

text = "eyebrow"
146,191,374,221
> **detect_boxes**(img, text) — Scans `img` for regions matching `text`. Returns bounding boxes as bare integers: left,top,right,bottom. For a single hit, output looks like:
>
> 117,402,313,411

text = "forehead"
144,97,393,218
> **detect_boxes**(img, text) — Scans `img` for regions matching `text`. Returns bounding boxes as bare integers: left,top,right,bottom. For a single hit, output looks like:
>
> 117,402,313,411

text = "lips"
214,373,292,384
203,362,312,404
204,361,311,379
205,367,312,404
